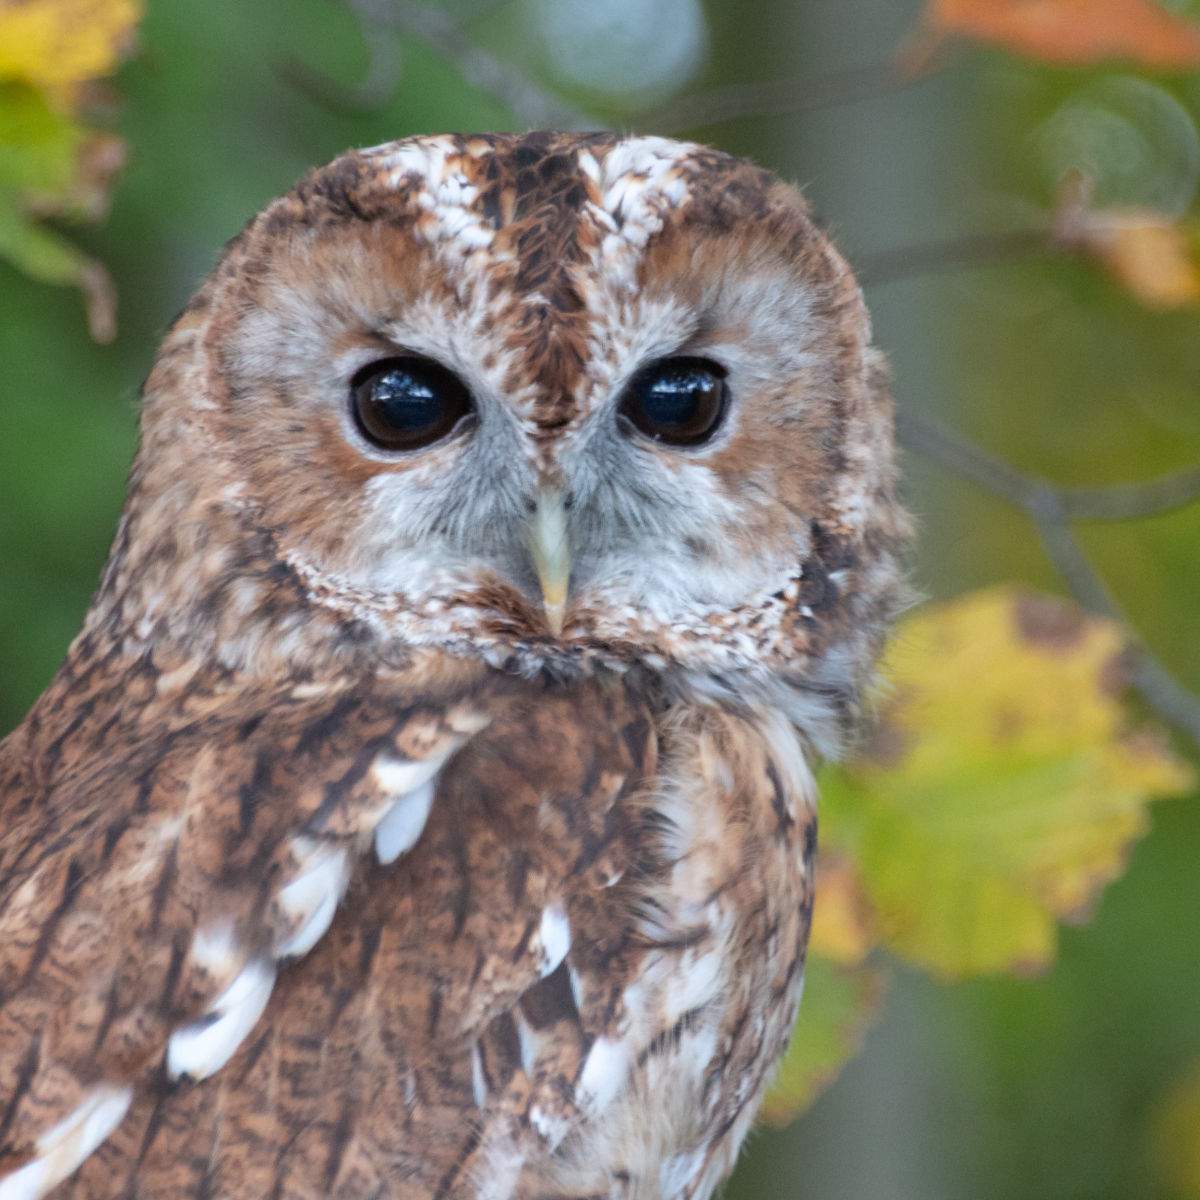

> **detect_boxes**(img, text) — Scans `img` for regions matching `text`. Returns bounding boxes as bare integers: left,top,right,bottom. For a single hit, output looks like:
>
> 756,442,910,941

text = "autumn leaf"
759,954,886,1127
913,0,1200,69
1053,171,1200,310
0,0,141,341
0,0,141,91
820,586,1195,979
808,852,876,967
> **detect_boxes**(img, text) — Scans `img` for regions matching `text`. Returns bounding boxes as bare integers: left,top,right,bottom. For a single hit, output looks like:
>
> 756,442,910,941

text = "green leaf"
0,192,114,340
0,80,82,194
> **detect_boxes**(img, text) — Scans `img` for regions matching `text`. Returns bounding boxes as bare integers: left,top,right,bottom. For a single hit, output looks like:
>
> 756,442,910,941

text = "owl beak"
526,489,571,637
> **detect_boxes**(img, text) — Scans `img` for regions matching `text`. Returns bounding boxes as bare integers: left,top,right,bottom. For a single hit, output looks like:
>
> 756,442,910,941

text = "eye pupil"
351,356,473,451
619,357,729,447
373,372,440,431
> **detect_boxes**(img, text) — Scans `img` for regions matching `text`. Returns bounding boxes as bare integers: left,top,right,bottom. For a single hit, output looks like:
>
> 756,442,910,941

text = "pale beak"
525,489,571,636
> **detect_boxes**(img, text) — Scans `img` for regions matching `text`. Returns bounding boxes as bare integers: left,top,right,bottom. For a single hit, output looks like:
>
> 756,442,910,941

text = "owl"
0,132,907,1200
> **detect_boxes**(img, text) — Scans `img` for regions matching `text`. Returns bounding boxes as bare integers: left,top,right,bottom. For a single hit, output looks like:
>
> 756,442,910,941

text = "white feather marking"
471,1041,487,1108
167,958,276,1080
274,844,349,959
576,1035,631,1115
534,901,571,978
529,1104,572,1152
662,948,724,1027
371,755,443,797
0,1085,132,1200
188,921,240,974
374,777,437,864
568,964,585,1011
659,1148,706,1197
513,1008,540,1078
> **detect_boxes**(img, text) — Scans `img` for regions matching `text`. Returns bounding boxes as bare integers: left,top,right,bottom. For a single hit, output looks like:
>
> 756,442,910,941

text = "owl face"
126,132,903,705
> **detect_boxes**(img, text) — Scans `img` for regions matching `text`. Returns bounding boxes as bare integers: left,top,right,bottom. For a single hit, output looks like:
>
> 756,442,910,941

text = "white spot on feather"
529,1103,572,1151
534,901,571,978
659,1148,706,1197
513,1007,542,1077
274,842,349,959
188,921,240,975
0,1085,132,1200
471,1041,487,1108
167,958,276,1080
374,777,436,864
577,1035,631,1114
371,754,443,797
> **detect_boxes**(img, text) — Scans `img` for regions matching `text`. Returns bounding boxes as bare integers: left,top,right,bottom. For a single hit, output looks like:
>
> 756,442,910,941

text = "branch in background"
855,229,1048,286
281,0,601,129
636,60,926,136
277,14,404,114
1061,467,1200,520
286,5,932,137
896,409,1200,747
383,0,598,129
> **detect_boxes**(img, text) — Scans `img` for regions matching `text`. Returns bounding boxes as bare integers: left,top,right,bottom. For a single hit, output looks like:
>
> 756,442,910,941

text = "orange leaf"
1054,173,1200,309
923,0,1200,67
1099,221,1200,308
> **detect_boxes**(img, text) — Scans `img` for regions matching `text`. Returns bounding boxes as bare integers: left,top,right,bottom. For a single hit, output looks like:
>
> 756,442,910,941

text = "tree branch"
636,60,923,136
854,229,1048,286
382,0,599,129
896,409,1200,747
281,0,602,128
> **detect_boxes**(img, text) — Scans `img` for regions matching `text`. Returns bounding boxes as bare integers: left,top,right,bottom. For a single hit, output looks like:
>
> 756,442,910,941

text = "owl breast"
508,702,817,1200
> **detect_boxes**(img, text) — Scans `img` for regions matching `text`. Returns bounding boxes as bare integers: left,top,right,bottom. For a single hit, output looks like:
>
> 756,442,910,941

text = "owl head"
96,132,908,752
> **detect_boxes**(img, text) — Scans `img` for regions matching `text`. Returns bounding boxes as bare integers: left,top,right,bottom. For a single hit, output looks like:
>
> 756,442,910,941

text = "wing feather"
0,661,656,1200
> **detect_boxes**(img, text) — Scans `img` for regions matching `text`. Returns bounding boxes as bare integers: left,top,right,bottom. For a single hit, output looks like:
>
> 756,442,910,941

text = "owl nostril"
562,493,575,512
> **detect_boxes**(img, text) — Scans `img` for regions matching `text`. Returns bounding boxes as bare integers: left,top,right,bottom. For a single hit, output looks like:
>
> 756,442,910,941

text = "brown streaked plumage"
0,132,909,1200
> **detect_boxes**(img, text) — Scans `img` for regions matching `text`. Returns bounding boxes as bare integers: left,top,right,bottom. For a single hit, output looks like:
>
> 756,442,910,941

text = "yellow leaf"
0,0,141,90
809,853,876,967
821,587,1195,979
919,0,1200,67
1149,1062,1200,1197
1096,220,1200,309
759,954,885,1127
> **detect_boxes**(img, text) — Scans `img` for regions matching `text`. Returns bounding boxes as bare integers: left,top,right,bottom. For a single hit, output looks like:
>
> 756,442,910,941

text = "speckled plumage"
0,132,909,1200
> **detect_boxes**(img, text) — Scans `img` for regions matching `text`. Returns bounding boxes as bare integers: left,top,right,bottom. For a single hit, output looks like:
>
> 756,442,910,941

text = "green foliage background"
2,1,1199,1196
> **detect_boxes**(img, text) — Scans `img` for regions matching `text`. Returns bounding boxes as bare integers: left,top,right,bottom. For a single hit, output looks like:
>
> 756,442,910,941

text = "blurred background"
2,0,1200,1196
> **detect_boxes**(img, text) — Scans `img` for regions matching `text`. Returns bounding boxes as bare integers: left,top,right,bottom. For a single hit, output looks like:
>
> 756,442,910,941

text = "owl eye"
351,357,474,452
617,357,730,448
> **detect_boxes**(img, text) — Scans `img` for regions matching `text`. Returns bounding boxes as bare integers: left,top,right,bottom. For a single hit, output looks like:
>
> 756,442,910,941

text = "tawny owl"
0,132,908,1200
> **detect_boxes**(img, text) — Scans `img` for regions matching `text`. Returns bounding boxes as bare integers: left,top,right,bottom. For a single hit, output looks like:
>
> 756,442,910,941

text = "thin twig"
1061,468,1200,520
855,229,1049,286
896,409,1200,747
277,37,404,113
637,60,921,136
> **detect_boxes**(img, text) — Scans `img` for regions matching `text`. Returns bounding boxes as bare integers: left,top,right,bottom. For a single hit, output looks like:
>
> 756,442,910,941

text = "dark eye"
351,356,474,451
617,357,730,447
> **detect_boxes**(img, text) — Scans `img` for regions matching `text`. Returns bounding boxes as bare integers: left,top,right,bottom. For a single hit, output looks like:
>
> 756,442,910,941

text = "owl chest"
537,707,817,1200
